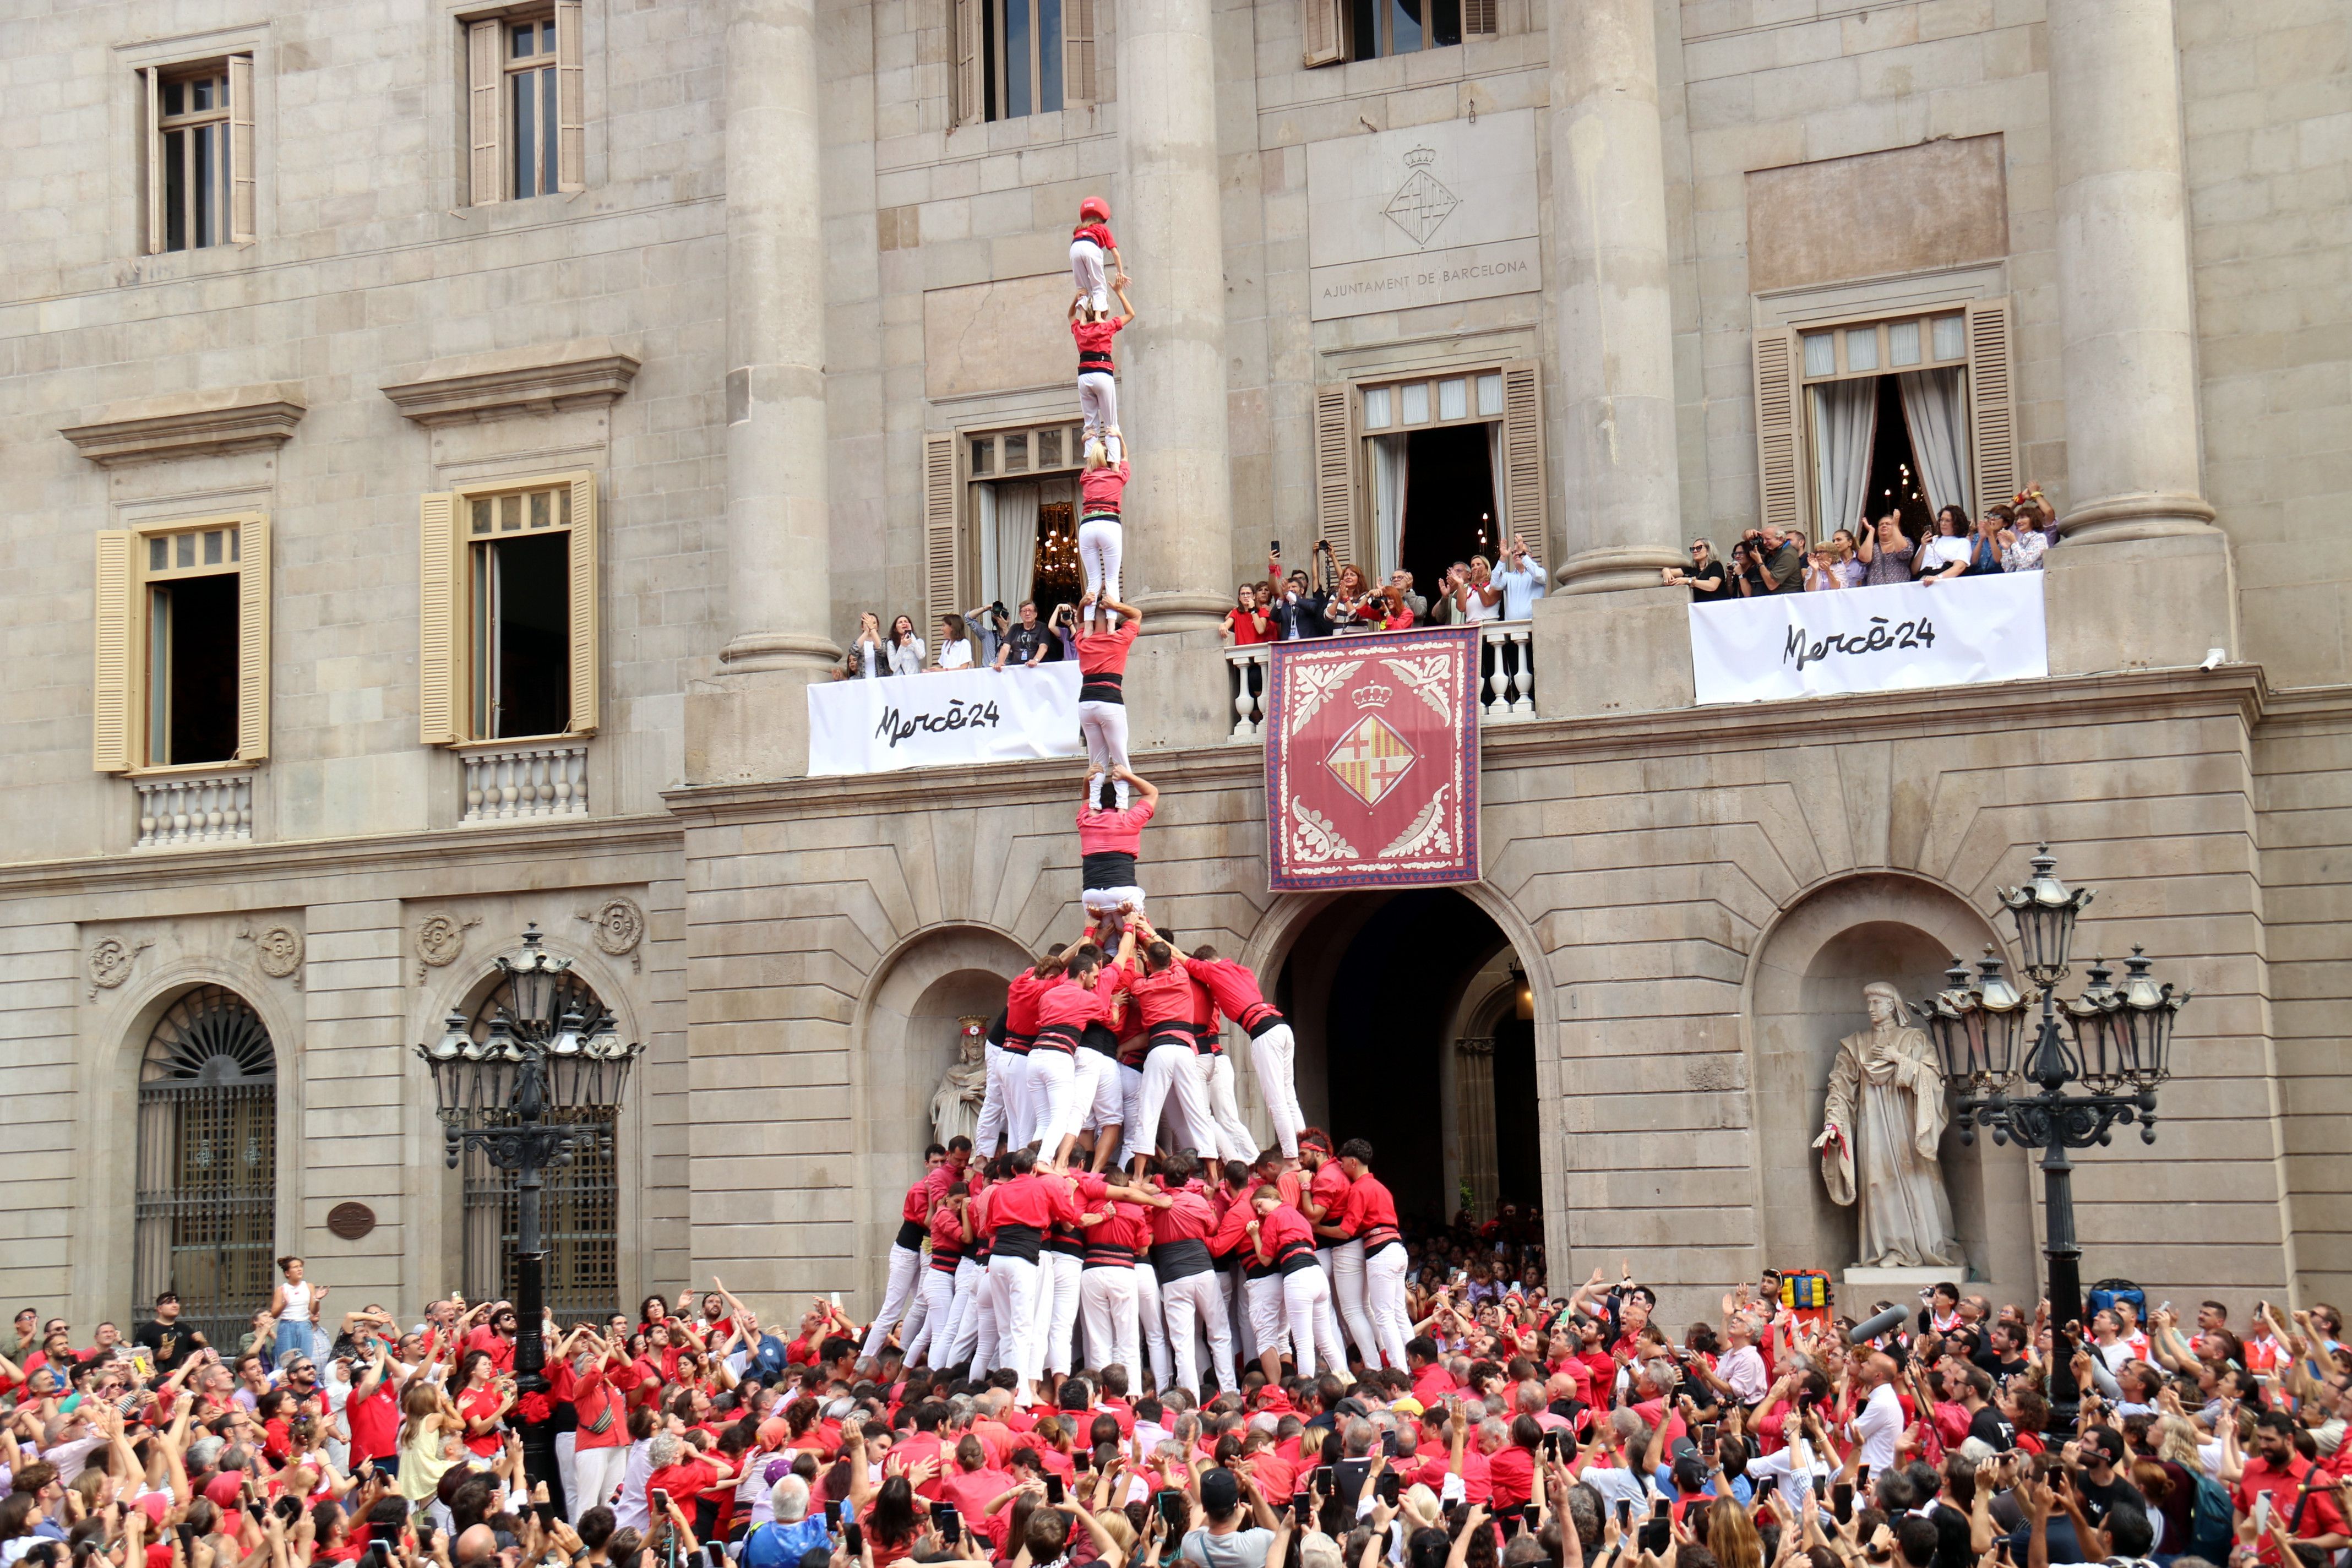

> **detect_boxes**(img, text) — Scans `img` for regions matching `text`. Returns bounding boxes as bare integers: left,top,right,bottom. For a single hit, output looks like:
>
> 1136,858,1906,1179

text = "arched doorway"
459,971,619,1320
134,986,277,1352
1276,889,1540,1230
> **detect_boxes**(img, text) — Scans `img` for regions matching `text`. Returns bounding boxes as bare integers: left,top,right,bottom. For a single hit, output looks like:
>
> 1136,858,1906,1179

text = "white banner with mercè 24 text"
807,662,1084,776
1689,573,2048,705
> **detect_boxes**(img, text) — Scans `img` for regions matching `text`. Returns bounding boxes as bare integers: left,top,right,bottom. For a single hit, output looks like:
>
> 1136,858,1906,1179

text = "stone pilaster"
1115,0,1234,635
1547,0,1685,592
2046,0,2215,545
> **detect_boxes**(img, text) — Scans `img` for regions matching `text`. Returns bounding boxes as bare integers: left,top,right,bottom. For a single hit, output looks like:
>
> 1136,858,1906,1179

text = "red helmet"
1079,196,1110,222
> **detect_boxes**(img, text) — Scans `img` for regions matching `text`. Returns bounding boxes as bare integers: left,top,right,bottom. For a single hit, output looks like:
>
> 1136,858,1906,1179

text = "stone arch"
1743,870,2038,1296
849,922,1036,1310
78,961,305,1334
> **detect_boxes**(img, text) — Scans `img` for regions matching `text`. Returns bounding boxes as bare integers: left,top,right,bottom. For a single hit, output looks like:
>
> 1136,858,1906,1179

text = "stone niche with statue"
1747,873,2040,1306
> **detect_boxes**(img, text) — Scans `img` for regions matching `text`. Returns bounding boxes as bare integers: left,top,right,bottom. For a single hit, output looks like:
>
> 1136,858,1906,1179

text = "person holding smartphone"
1180,1468,1280,1568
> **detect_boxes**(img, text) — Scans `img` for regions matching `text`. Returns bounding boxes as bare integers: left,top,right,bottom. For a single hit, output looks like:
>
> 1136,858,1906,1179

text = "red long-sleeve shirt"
900,1176,930,1224
1115,961,1197,1030
986,1173,1080,1234
1308,1162,1354,1233
1342,1173,1401,1240
1253,1202,1317,1267
1146,1183,1218,1245
1188,957,1280,1031
1033,972,1113,1040
1077,623,1138,676
1004,969,1052,1037
1079,460,1129,518
1077,798,1153,856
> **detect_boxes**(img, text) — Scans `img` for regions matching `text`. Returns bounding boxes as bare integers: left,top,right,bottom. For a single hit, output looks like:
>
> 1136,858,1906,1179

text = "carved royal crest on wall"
576,895,646,971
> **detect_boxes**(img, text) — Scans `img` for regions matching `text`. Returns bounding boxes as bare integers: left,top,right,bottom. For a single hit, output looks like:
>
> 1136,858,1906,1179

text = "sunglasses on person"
290,1364,317,1379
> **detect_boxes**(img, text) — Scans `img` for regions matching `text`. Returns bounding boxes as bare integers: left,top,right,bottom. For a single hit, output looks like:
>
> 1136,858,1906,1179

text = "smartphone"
1380,1429,1398,1458
363,1543,391,1568
1315,1466,1334,1494
1378,1473,1401,1507
1616,1500,1633,1529
273,1497,302,1525
1292,1496,1312,1526
843,1520,864,1558
1640,1510,1670,1555
1832,1481,1854,1525
824,1502,843,1528
533,1501,558,1528
1074,1449,1091,1473
1857,1465,1872,1490
830,1292,842,1309
1700,1424,1717,1451
1047,1474,1066,1505
1158,1491,1189,1532
651,1489,671,1516
1271,540,1281,555
246,1501,269,1525
932,1504,961,1545
1542,1431,1562,1459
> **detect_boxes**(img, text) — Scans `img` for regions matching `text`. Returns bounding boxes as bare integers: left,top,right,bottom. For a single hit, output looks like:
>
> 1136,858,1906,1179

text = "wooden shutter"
1461,0,1497,35
227,55,256,242
1751,328,1805,535
144,68,165,256
418,491,463,745
566,471,600,734
1063,0,1097,106
556,0,586,190
1313,385,1355,557
924,433,963,637
93,532,137,774
469,19,504,204
1966,298,2018,516
1302,0,1343,67
235,515,271,760
1499,360,1545,553
954,0,983,128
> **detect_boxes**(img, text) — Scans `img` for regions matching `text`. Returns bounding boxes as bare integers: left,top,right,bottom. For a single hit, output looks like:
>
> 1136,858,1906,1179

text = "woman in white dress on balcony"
885,614,927,676
934,613,975,671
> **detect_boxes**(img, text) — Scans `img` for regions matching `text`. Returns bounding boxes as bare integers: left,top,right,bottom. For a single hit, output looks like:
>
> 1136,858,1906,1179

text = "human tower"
850,202,1406,1404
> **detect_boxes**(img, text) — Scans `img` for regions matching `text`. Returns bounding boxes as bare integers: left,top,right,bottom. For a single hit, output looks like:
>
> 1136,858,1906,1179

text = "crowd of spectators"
1221,538,1545,647
1663,492,2057,605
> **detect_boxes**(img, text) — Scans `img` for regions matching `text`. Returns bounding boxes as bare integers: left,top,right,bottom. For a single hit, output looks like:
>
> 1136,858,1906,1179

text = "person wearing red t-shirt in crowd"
453,1348,515,1458
935,1434,1017,1551
460,1302,520,1375
343,1338,409,1489
984,1148,1082,1406
1029,945,1115,1178
1484,1415,1543,1513
1249,1184,1348,1379
1069,286,1135,469
1186,945,1302,1162
2236,1410,2349,1565
553,1327,643,1523
863,1147,948,1364
1337,1140,1408,1369
837,1427,931,1568
1112,918,1215,1177
644,1430,737,1541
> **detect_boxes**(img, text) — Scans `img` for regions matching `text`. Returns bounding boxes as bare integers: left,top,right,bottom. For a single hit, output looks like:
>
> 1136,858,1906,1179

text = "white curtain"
1898,367,1973,520
1809,379,1877,541
987,481,1039,609
1371,434,1409,578
1488,420,1508,542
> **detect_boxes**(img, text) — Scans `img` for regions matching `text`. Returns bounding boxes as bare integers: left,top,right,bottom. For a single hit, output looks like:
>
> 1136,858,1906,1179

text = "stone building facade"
2,0,2349,1333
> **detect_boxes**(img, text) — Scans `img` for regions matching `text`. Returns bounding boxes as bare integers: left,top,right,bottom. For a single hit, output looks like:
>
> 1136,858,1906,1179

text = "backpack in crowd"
2086,1278,2146,1319
1780,1268,1834,1331
2187,1468,2234,1560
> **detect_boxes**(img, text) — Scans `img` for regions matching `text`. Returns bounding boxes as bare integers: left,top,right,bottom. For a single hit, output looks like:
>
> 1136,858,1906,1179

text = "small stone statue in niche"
1816,981,1962,1268
929,1015,988,1150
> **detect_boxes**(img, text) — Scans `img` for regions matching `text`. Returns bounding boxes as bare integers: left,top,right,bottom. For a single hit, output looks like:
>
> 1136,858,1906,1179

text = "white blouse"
887,638,927,677
937,639,973,671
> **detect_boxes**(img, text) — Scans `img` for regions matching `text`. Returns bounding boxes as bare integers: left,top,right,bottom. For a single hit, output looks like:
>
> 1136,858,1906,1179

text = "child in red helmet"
1070,196,1126,315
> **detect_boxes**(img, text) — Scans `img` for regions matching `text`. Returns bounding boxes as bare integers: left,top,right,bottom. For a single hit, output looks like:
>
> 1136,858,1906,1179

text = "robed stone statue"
929,1015,988,1148
1815,981,1961,1268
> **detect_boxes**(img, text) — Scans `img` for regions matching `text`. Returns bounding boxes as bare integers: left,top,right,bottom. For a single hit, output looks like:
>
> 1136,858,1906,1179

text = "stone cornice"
0,813,681,902
379,337,641,426
661,665,2275,826
58,384,307,467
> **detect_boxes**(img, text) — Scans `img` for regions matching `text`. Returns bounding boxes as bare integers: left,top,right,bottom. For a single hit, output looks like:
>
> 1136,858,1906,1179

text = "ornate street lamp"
1914,847,2188,1334
418,924,643,1494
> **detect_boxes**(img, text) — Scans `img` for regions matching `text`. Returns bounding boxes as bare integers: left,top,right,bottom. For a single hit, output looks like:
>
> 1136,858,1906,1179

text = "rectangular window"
144,58,253,253
926,421,1086,641
419,475,600,745
92,516,271,773
1752,300,2016,542
467,4,583,204
957,0,1092,124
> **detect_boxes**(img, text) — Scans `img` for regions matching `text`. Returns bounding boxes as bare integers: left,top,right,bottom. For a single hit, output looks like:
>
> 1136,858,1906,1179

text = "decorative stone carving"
929,1015,989,1149
576,895,646,971
87,937,154,1001
1816,982,1961,1269
59,384,307,467
415,912,483,984
240,923,306,982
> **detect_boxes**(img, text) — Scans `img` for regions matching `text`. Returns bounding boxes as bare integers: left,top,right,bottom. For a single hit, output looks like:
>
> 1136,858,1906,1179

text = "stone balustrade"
1222,620,1537,742
460,741,590,823
134,771,255,849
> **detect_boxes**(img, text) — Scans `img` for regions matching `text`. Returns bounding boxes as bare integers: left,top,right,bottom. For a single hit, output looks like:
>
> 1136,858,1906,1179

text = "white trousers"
1028,1250,1082,1376
1158,1267,1235,1399
1134,1264,1172,1391
903,1266,957,1365
1078,371,1121,458
1312,1246,1353,1369
1025,1048,1075,1156
1079,518,1123,626
1281,1264,1348,1379
1075,1049,1124,1141
1365,1242,1412,1369
1330,1237,1379,1368
1244,1274,1286,1363
1071,238,1108,313
1084,885,1147,918
861,1242,925,1358
1078,700,1131,807
1247,1022,1304,1157
988,1253,1043,1382
556,1430,578,1521
1080,1267,1140,1379
1197,1051,1258,1163
943,1256,989,1369
998,1050,1036,1151
571,1442,630,1523
975,1040,1012,1153
1130,1043,1212,1162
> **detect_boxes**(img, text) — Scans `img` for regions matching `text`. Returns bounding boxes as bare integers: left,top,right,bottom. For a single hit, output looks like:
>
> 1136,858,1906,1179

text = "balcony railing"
460,740,590,823
1223,620,1536,742
134,770,255,850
